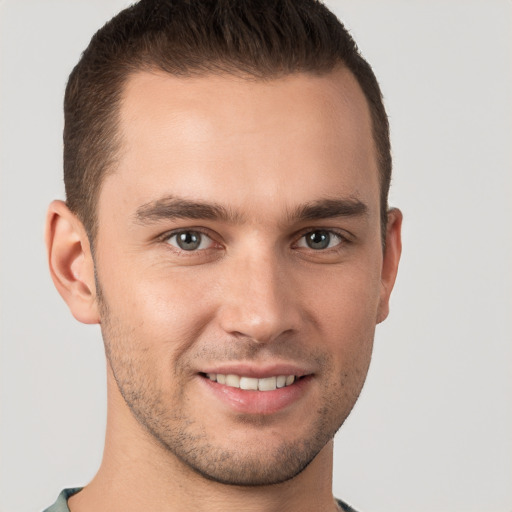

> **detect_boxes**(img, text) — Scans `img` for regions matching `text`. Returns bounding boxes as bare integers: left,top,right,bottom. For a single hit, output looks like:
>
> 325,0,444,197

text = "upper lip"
199,363,313,379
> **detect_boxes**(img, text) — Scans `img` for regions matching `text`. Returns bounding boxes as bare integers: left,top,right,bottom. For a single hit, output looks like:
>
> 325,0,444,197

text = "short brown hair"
64,0,391,242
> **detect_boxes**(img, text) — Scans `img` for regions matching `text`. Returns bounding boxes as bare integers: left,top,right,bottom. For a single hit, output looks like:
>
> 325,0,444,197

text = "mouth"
201,373,297,391
197,366,313,414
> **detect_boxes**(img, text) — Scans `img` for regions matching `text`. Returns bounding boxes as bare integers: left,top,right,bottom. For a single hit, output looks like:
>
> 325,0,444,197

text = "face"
92,68,398,486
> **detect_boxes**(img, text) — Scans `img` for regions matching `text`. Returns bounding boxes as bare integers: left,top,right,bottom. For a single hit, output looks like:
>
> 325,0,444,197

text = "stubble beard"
98,294,369,487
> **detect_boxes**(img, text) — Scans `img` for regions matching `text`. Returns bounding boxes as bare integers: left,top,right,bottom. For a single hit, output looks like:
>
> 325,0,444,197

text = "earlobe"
45,200,100,324
377,208,403,324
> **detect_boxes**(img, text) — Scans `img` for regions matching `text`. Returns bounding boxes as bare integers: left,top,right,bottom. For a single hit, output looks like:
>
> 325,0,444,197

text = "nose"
216,251,301,344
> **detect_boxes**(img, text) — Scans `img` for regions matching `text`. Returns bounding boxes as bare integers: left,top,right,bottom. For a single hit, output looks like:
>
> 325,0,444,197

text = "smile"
205,373,296,391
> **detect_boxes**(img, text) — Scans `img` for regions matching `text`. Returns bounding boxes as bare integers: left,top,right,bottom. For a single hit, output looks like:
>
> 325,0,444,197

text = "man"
44,0,401,510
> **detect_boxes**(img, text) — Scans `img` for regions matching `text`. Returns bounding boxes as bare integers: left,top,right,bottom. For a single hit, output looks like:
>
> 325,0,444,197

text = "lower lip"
199,375,312,415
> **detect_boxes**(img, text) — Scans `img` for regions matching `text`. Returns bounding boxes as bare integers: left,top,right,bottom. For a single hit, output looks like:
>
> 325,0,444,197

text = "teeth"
225,374,240,387
276,375,287,388
240,377,259,390
258,376,277,391
206,373,296,391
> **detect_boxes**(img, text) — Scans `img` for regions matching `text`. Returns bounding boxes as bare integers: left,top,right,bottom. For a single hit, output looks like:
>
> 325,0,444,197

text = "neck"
69,370,339,512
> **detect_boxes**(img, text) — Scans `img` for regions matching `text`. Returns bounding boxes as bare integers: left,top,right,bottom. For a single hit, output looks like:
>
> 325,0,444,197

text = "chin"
176,439,323,487
154,413,340,487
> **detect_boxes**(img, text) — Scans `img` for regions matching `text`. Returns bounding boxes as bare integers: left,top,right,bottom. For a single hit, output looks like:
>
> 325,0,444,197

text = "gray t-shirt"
43,488,359,511
43,488,82,512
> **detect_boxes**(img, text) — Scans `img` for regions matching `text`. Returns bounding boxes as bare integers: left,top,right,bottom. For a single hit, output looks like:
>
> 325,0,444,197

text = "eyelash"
294,228,350,251
159,228,218,254
159,227,351,254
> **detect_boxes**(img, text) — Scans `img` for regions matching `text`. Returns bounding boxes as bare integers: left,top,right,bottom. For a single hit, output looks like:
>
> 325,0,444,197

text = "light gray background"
1,1,511,511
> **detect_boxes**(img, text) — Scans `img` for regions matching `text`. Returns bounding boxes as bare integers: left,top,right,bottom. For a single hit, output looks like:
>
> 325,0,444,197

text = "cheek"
98,254,217,362
308,263,381,365
98,273,209,402
310,261,382,327
105,262,224,374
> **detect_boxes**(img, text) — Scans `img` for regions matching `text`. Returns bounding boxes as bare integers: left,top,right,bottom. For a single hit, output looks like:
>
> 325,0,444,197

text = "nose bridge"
218,247,298,343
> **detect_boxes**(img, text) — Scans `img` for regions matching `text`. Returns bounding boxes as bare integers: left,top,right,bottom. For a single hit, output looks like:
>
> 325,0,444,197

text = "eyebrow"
289,197,368,222
134,195,368,226
134,196,243,225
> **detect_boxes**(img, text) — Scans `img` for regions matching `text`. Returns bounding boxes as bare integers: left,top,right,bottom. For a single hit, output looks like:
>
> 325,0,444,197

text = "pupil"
307,231,329,250
178,231,200,250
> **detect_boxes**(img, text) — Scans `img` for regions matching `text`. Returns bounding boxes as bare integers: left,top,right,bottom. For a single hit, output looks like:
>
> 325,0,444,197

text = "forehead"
100,68,379,223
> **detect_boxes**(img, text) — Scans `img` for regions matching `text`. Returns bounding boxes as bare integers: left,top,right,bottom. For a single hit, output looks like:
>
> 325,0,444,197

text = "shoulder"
336,497,360,512
42,488,83,512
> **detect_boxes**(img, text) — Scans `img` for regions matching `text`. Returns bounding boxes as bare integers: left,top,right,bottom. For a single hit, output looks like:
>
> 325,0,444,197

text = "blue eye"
298,230,343,250
167,231,213,251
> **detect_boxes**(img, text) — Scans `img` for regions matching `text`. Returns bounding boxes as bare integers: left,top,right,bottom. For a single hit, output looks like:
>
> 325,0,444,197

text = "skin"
46,67,402,512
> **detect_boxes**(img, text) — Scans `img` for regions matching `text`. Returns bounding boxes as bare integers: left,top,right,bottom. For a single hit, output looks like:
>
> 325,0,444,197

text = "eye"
297,230,343,250
166,230,214,251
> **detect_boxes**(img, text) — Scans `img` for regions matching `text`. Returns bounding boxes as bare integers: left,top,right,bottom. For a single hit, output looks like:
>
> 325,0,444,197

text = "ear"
45,200,100,324
377,208,403,324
